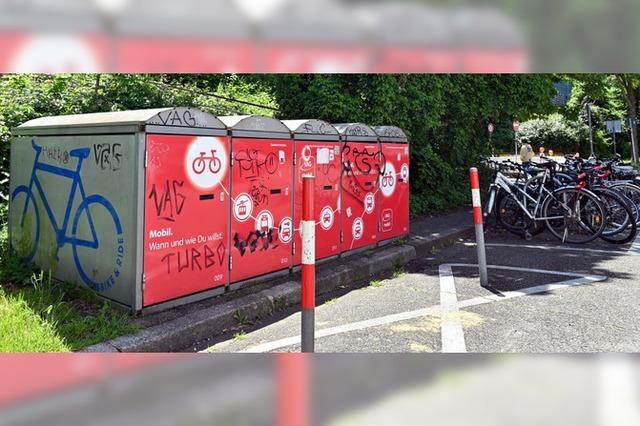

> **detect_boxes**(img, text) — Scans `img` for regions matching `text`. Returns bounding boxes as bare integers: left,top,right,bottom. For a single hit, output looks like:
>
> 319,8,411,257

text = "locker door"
340,141,381,252
143,134,230,306
230,138,293,282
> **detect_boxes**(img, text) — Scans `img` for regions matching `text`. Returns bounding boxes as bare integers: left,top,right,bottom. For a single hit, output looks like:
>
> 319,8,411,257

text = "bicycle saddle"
70,148,91,159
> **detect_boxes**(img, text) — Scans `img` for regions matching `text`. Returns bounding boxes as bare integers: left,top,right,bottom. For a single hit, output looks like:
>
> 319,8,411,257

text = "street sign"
488,123,495,134
606,120,622,134
512,120,520,132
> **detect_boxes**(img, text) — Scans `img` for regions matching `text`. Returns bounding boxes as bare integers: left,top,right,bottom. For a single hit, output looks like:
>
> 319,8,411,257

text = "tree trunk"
616,74,639,162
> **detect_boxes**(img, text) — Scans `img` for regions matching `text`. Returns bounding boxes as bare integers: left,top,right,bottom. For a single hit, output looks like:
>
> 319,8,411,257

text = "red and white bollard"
469,168,489,287
301,176,316,353
276,354,309,426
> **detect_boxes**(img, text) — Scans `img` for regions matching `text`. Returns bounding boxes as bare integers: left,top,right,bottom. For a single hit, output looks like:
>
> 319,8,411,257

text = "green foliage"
518,114,591,154
265,74,556,213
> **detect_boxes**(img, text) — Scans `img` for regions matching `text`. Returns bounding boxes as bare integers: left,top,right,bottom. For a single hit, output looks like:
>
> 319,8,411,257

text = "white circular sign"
10,35,99,72
279,217,293,243
233,193,253,222
379,162,397,198
255,210,274,233
364,192,375,214
352,218,364,240
186,136,228,189
319,206,334,231
400,163,409,182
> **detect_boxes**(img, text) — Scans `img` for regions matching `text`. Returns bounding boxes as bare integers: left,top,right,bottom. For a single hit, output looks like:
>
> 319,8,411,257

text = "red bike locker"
220,115,294,284
375,126,411,241
283,120,342,265
143,109,230,308
334,123,382,253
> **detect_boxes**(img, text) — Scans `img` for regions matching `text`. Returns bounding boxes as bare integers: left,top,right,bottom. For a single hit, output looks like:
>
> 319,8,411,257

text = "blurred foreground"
0,354,638,425
0,0,565,73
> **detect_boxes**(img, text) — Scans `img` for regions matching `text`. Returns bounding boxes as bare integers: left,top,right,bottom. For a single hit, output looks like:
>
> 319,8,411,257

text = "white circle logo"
255,210,274,233
400,163,409,182
233,193,253,222
279,217,293,243
10,35,99,72
352,217,364,240
320,206,334,231
364,192,375,214
186,137,228,189
380,162,397,198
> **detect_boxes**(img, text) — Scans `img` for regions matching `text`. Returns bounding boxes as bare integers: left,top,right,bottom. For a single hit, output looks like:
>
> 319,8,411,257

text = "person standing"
519,137,534,163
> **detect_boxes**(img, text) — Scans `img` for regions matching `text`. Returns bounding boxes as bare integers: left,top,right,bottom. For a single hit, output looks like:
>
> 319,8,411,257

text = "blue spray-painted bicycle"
10,139,123,291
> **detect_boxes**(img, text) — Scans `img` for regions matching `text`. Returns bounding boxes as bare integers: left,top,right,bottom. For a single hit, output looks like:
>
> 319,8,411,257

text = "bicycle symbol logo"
186,137,228,189
381,174,395,188
191,150,222,175
10,139,124,292
380,162,397,198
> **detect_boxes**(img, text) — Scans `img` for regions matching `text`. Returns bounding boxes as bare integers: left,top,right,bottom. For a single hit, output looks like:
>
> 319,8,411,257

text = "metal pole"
588,103,594,157
613,131,617,156
469,168,488,287
301,176,315,353
631,117,639,163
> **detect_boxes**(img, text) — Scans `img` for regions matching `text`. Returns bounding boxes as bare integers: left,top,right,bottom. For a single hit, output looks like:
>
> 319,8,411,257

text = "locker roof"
282,119,339,137
14,107,226,134
333,123,378,141
115,0,250,38
374,126,409,143
219,115,290,138
356,3,451,45
259,1,366,43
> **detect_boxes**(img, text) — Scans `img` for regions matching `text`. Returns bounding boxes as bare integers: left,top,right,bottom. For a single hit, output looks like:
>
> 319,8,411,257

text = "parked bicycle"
483,158,606,243
481,155,639,245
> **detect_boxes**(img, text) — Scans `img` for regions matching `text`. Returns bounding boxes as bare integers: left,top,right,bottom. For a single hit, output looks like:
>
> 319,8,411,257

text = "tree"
614,74,640,162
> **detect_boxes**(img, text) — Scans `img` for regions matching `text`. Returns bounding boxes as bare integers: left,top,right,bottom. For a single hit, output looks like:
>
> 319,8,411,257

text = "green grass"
392,268,406,279
369,279,383,288
0,205,137,352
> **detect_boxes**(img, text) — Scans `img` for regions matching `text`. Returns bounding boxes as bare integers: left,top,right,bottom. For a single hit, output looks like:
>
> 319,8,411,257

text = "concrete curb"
82,225,473,352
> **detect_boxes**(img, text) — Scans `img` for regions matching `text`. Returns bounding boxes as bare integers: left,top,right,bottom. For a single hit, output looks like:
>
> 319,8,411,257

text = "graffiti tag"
235,149,278,179
93,143,122,171
160,241,226,274
148,180,186,222
233,229,279,256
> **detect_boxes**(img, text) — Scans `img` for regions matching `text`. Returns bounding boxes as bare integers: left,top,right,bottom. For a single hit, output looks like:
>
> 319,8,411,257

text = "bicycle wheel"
609,182,640,225
192,157,206,174
592,188,637,244
542,188,605,244
9,186,40,262
496,192,543,237
72,195,124,293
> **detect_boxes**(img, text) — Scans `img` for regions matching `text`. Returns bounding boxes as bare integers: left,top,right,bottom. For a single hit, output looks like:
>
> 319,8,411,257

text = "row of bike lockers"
9,108,410,312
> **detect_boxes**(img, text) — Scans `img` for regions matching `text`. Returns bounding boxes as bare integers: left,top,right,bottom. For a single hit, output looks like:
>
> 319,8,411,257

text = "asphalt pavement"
201,226,640,353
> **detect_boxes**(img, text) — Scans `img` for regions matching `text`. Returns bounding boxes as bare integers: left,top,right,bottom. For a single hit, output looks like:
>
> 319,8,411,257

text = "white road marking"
479,242,628,256
233,265,606,353
439,264,466,353
629,232,640,255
